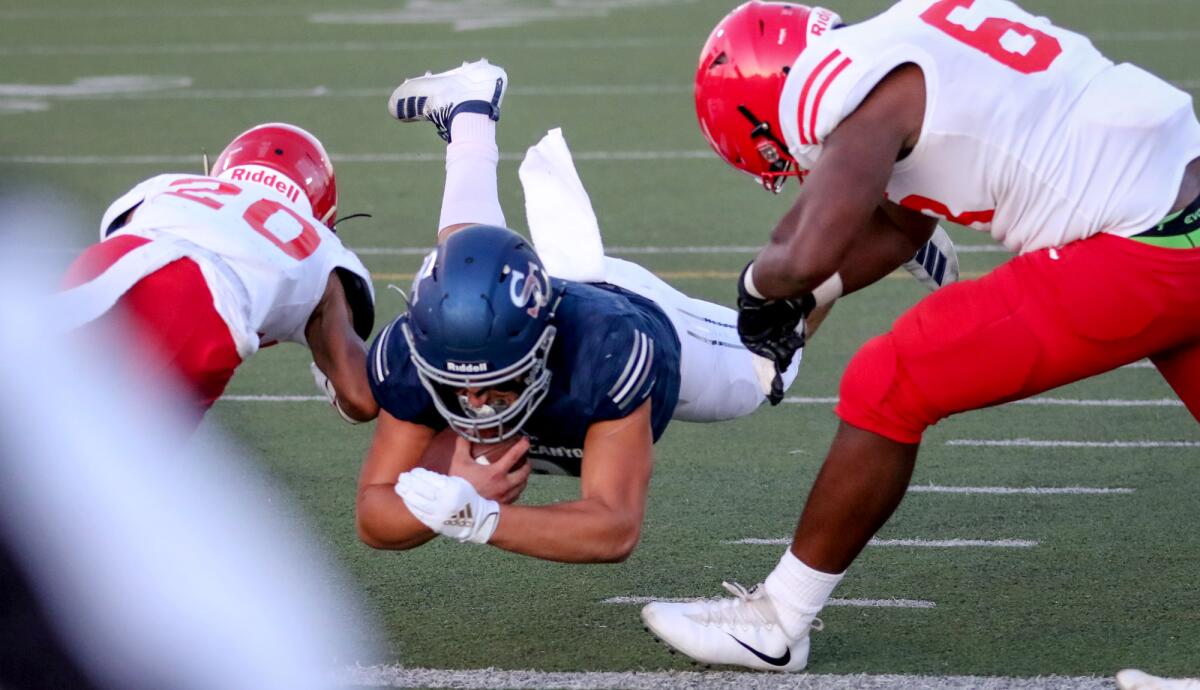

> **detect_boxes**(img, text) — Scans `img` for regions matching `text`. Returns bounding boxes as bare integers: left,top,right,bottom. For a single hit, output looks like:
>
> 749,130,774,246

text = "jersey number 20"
921,0,1062,74
165,178,321,261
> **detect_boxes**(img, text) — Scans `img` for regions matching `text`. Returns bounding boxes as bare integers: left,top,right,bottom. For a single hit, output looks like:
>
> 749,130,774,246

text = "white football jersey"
778,0,1200,253
95,173,372,356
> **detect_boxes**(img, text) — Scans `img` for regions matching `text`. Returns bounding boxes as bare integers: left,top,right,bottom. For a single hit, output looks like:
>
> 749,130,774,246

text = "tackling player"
56,123,378,425
355,60,954,563
641,0,1200,671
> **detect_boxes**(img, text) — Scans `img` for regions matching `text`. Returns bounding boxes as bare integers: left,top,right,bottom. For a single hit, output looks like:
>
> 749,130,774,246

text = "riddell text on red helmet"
226,167,303,206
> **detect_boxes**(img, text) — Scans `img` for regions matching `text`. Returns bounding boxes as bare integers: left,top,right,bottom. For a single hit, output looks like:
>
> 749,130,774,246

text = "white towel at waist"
518,128,607,283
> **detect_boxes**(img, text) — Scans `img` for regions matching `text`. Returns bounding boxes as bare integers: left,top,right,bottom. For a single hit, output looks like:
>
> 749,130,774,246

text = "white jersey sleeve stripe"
613,332,653,407
372,320,395,384
607,329,645,399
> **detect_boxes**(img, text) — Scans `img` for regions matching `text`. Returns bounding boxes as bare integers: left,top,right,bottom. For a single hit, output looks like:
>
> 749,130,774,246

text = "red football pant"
837,233,1200,443
63,235,243,416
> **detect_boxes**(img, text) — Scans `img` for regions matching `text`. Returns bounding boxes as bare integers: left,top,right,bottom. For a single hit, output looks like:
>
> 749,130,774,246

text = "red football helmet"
210,122,338,225
695,2,841,193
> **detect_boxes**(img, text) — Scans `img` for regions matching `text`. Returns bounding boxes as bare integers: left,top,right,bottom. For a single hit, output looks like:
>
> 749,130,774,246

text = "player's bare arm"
487,401,654,563
751,64,926,300
357,415,531,550
355,412,439,549
306,273,379,422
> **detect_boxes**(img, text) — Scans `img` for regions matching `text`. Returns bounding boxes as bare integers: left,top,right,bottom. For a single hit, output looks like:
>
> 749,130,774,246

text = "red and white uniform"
58,174,372,410
779,0,1200,254
774,0,1200,439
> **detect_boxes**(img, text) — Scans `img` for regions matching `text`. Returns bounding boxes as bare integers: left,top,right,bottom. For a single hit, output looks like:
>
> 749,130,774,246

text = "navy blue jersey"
368,279,681,476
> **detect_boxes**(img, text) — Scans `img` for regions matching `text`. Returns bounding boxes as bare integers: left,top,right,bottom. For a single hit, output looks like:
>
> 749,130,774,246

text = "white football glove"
310,362,360,424
903,224,959,290
395,468,500,544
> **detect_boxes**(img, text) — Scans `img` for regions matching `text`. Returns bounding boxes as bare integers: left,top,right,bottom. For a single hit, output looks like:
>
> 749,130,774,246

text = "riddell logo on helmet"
225,165,302,205
447,361,489,373
810,8,836,36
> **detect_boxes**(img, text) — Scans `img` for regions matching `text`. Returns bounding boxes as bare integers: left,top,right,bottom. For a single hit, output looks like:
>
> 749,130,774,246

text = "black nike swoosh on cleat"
726,634,791,667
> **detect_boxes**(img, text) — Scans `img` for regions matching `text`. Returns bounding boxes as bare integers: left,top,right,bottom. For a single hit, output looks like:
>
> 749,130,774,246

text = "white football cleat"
1117,670,1200,690
640,581,817,672
387,58,507,142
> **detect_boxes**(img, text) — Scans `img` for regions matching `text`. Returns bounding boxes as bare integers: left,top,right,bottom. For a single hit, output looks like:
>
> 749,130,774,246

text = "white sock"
762,550,844,640
437,113,504,233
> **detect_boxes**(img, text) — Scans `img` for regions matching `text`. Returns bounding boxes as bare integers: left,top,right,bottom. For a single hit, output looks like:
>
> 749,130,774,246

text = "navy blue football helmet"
402,225,560,443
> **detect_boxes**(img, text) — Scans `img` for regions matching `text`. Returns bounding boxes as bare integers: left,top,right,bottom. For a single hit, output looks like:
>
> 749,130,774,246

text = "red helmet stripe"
796,48,843,145
807,54,853,145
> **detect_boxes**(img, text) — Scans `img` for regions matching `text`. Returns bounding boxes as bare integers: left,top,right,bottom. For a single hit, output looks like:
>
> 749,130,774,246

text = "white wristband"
743,263,766,300
812,272,844,308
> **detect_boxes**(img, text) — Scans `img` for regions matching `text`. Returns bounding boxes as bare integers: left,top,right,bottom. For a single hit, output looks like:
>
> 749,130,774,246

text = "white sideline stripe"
0,37,689,56
948,438,1200,448
222,395,323,402
339,665,1110,689
727,538,1038,548
0,151,713,165
347,244,1008,256
601,596,935,609
907,485,1134,495
783,396,1179,406
16,84,692,101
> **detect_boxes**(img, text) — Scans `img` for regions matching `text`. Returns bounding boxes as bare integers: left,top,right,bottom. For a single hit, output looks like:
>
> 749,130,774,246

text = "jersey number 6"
920,0,1062,74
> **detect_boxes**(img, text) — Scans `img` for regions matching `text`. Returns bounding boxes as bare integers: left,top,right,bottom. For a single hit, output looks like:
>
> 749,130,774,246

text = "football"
419,427,528,474
471,434,530,472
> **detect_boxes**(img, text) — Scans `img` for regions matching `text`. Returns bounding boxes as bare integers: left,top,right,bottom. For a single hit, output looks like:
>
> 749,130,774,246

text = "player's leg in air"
390,59,804,417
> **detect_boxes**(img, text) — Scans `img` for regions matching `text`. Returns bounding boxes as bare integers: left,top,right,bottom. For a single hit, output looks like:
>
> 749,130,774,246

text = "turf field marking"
223,395,325,402
783,396,1180,407
907,485,1134,495
34,84,692,101
0,151,714,165
352,244,1008,255
726,538,1038,548
339,665,1112,689
947,439,1200,448
0,37,690,57
601,596,935,608
311,1,697,31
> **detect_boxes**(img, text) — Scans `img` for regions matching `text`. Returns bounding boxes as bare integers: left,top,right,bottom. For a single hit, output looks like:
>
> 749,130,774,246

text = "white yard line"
222,395,324,402
725,538,1038,548
348,244,1009,256
339,665,1112,689
907,485,1134,495
0,37,688,56
947,439,1200,448
601,596,935,608
17,84,691,101
0,151,713,165
784,396,1179,407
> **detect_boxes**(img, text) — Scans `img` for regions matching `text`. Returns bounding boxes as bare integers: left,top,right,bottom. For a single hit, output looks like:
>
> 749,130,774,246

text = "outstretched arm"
394,401,656,563
356,411,440,549
487,401,654,563
306,273,379,422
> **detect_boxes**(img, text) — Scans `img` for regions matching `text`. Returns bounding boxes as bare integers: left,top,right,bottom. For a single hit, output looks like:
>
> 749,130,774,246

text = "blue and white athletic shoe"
387,58,507,143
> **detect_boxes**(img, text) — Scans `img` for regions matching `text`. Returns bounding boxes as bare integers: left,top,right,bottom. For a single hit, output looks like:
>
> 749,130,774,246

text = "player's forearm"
488,500,642,563
356,484,437,550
